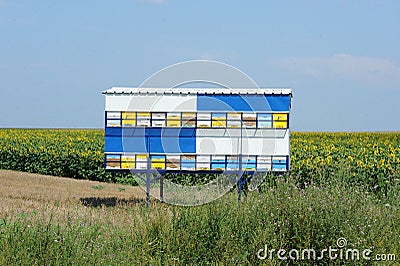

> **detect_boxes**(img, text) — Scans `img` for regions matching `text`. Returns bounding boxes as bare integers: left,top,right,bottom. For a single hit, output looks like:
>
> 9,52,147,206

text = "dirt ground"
0,170,146,219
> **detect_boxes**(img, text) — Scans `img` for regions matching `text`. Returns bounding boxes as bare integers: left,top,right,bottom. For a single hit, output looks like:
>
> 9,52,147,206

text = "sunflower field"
0,129,399,195
291,132,400,197
0,129,131,184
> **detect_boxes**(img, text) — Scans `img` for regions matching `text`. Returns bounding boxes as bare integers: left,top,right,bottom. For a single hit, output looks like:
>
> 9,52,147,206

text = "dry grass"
0,170,148,226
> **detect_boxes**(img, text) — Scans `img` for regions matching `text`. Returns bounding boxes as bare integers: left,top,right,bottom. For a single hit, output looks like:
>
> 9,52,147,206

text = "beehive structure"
103,87,292,173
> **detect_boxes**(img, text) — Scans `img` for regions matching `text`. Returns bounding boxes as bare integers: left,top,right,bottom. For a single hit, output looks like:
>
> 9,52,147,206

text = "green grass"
1,175,398,265
0,130,399,264
91,185,105,190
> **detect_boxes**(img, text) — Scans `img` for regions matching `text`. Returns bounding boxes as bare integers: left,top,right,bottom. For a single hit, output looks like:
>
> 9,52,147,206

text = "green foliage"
290,132,400,198
0,129,136,185
0,178,399,265
1,129,399,264
1,129,399,194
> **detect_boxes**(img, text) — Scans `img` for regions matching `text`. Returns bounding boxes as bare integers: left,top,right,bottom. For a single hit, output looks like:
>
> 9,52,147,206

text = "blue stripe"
105,127,122,136
106,127,149,137
159,128,196,137
105,135,197,154
105,136,148,153
148,137,164,153
105,136,123,152
122,137,148,153
266,95,291,112
197,95,291,112
178,138,196,153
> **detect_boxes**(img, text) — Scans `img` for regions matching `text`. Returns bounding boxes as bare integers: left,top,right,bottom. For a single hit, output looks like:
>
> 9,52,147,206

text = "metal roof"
102,87,292,95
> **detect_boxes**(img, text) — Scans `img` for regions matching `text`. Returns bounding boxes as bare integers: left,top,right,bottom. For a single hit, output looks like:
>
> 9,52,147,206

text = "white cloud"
276,54,400,88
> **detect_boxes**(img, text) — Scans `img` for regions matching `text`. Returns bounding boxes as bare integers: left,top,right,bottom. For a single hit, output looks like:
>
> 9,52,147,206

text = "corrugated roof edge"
102,87,292,96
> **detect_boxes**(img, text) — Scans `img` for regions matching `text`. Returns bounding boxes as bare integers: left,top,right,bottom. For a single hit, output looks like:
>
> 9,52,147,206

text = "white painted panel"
246,129,287,138
273,132,290,155
196,137,241,155
197,128,227,137
105,94,197,112
196,130,289,156
244,131,290,155
196,128,287,139
197,128,241,137
105,95,133,111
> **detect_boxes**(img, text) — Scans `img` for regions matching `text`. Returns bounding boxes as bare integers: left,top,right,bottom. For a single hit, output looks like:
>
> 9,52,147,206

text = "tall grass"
1,175,398,265
1,130,399,264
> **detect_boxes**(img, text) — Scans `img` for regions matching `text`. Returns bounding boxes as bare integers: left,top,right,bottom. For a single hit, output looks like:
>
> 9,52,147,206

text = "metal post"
160,174,164,203
146,155,151,208
238,116,243,204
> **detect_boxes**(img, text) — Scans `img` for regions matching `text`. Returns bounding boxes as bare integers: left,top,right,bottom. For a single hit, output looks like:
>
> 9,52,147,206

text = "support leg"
160,175,164,203
238,174,253,204
146,157,151,208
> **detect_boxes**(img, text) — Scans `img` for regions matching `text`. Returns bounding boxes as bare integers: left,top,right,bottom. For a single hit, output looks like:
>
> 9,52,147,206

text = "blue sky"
0,0,399,131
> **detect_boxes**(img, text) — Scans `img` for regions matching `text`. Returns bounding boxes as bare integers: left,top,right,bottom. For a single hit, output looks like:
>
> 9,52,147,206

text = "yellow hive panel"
121,161,135,169
122,112,136,119
182,112,196,118
167,120,180,127
151,162,165,169
151,158,165,163
122,120,136,126
136,154,148,160
274,121,287,128
137,112,151,118
212,119,226,128
273,113,288,121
